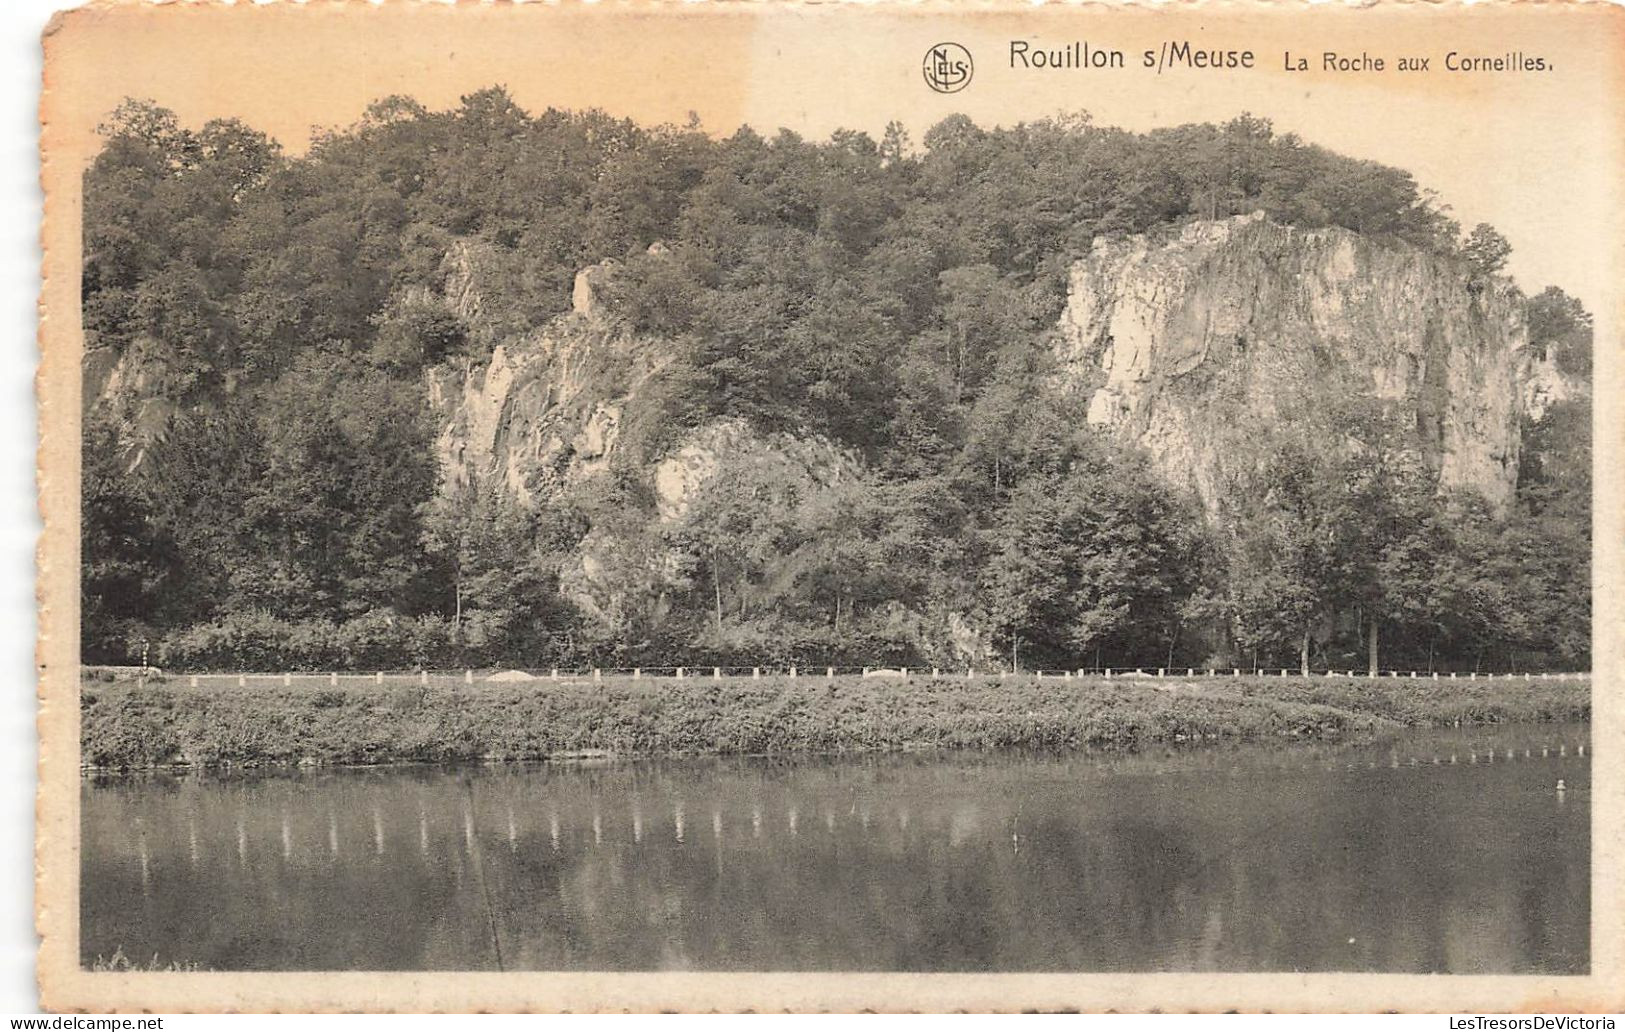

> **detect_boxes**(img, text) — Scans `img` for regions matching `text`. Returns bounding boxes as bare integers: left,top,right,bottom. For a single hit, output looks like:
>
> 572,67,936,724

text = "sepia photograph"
33,0,1623,1013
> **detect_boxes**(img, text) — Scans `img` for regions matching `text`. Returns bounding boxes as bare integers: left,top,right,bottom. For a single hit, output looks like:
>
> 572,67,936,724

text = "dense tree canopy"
82,92,1590,673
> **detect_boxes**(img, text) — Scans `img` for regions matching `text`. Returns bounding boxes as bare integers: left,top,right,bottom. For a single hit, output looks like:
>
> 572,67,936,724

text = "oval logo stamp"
924,42,974,93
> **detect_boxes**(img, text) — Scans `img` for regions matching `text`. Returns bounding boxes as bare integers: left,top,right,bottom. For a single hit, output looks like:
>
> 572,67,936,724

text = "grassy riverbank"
79,671,1590,770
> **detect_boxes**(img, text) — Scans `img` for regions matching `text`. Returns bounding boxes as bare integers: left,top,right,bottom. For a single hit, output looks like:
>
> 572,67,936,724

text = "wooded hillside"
82,91,1592,674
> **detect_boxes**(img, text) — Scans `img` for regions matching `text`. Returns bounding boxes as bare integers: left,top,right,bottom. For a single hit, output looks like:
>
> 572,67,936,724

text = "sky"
41,3,1625,315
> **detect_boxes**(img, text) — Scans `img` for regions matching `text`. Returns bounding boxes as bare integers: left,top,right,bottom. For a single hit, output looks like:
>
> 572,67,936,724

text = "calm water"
82,724,1589,973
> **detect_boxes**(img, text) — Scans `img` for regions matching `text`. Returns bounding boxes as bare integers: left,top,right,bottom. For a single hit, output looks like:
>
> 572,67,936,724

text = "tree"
1461,222,1512,278
422,486,586,663
1527,286,1593,379
81,416,179,661
982,448,1209,670
1221,435,1354,674
370,287,468,371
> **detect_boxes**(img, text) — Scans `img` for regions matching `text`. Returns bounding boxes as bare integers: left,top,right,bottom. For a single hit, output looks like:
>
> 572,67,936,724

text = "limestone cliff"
425,323,658,508
1056,213,1531,513
427,256,866,629
85,215,1546,653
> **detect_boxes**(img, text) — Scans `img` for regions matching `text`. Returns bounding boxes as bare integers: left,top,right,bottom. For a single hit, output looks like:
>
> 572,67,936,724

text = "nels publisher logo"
923,42,973,93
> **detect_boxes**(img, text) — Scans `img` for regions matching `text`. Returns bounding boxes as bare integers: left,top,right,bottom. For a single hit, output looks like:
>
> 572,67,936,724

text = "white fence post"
593,668,602,682
330,672,338,687
465,669,473,684
375,672,383,685
283,672,291,686
420,670,429,686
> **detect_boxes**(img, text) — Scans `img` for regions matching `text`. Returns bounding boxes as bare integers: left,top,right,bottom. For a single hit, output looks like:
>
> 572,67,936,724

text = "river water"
81,723,1589,973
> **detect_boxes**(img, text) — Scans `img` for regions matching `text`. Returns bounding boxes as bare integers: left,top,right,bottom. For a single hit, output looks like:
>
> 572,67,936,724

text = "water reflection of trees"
81,730,1589,972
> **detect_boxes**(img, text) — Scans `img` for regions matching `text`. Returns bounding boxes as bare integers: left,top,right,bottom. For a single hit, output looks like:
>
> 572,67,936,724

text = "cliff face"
427,256,865,628
86,215,1542,647
425,324,658,508
1055,213,1531,512
1523,351,1584,421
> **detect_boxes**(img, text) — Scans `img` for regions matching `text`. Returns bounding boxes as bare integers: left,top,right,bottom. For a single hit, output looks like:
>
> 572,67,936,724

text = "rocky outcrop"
86,219,1548,650
431,254,868,629
1522,352,1583,422
426,323,661,507
652,418,859,523
81,342,187,475
571,261,617,319
556,418,862,629
1055,213,1530,513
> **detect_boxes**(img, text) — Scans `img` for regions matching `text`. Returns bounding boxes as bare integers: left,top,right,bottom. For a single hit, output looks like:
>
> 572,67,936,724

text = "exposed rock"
440,239,489,327
556,417,861,627
651,418,859,523
1522,352,1583,422
1056,213,1530,513
89,226,1551,647
945,610,994,667
427,324,664,507
557,525,674,631
82,342,185,475
82,347,124,415
571,260,618,318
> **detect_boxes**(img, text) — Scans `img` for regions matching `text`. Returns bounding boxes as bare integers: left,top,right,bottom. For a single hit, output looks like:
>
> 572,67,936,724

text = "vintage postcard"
35,0,1624,1013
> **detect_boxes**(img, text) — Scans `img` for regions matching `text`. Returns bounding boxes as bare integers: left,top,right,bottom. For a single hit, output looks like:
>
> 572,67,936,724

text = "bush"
157,610,464,672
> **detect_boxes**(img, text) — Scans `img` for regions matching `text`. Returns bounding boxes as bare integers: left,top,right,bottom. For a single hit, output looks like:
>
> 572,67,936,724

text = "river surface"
81,723,1589,973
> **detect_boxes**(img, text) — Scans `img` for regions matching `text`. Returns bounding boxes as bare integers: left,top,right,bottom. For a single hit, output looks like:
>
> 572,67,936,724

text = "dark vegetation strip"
80,673,1590,770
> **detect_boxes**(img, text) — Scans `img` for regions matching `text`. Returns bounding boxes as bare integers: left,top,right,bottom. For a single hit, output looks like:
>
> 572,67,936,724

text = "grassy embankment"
79,670,1590,770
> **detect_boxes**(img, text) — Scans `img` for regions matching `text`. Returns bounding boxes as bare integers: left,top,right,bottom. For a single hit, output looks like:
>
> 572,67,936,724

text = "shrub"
157,610,464,672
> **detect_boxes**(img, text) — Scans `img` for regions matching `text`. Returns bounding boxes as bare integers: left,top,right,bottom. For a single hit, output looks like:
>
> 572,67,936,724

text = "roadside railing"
83,664,1593,688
